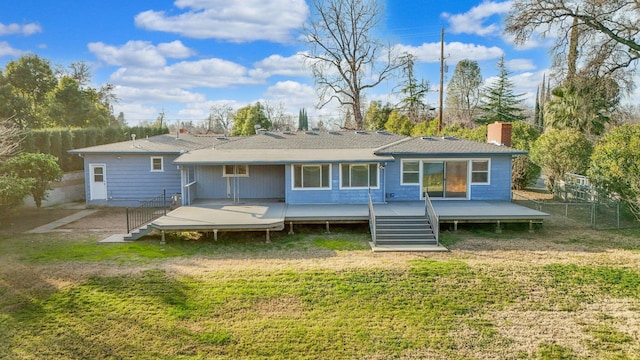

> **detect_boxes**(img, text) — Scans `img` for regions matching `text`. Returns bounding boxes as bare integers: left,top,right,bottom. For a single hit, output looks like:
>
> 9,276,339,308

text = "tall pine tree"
476,56,526,125
298,108,308,131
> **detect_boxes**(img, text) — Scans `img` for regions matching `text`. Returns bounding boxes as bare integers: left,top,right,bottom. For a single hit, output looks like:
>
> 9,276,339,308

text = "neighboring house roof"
375,136,526,156
68,133,231,155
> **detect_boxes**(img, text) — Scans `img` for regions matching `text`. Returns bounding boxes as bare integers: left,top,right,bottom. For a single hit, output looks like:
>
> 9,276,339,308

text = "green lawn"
1,225,639,359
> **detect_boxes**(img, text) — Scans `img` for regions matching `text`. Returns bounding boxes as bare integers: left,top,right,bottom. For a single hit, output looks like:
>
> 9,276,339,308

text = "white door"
89,164,107,200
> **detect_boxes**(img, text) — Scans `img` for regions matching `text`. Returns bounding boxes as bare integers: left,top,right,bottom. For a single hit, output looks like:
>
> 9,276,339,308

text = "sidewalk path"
25,210,99,234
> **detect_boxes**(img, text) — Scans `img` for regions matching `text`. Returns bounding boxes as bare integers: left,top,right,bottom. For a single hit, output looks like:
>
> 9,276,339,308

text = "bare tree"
505,0,640,90
209,103,235,135
303,0,402,129
0,117,22,164
445,59,483,126
263,101,295,131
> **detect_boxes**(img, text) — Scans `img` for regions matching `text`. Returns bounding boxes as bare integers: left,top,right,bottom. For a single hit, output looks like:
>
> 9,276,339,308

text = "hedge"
19,126,169,172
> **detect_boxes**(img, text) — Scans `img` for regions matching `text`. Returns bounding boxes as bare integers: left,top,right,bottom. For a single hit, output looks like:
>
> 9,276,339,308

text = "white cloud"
507,58,536,71
394,42,503,63
0,41,23,57
115,86,206,104
250,53,309,78
110,58,261,88
265,81,316,108
0,22,42,36
134,0,309,43
442,1,512,36
88,40,195,67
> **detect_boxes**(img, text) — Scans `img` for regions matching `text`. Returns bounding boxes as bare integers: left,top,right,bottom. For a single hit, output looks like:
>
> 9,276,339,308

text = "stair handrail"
424,192,440,246
368,192,376,245
126,189,169,233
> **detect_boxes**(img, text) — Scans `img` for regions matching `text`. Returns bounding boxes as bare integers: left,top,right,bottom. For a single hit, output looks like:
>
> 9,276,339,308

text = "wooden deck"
150,200,549,233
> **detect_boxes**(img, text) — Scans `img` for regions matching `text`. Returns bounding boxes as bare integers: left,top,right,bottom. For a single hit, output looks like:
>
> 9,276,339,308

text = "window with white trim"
341,163,378,188
223,164,249,177
401,160,420,184
151,156,163,172
293,164,330,189
471,160,490,184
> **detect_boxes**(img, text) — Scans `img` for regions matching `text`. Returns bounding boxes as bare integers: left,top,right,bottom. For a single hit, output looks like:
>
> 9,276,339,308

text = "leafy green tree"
476,56,526,125
231,102,271,136
2,153,63,208
441,124,487,142
364,101,393,130
510,121,541,190
588,124,640,220
384,110,412,135
0,175,34,217
446,59,482,125
410,119,439,137
545,75,619,137
4,55,57,129
530,128,592,190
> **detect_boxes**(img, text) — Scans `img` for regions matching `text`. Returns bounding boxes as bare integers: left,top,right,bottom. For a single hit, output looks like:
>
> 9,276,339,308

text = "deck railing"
424,192,439,246
368,192,377,245
126,189,169,233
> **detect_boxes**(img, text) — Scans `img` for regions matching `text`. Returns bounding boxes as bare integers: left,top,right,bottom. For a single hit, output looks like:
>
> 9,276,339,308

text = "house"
70,123,548,250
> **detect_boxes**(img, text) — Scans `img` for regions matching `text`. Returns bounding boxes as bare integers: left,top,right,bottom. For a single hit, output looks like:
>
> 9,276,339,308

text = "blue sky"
0,0,556,127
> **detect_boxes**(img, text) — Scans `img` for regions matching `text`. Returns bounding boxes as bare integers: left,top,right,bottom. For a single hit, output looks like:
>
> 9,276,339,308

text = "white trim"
339,163,380,190
470,159,491,185
401,159,420,185
420,159,471,200
222,164,249,177
150,156,164,172
291,164,332,190
89,163,107,200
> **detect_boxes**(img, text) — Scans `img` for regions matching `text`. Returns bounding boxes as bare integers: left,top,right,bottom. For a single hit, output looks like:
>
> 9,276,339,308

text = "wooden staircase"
373,215,437,246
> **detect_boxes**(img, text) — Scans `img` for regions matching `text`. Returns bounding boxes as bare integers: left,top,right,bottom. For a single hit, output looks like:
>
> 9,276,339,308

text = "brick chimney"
487,122,512,147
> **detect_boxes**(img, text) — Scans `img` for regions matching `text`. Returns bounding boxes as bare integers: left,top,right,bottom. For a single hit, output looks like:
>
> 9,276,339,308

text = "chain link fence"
513,191,639,230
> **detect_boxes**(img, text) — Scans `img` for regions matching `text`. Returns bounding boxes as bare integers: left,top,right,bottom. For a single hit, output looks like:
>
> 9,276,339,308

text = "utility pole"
438,27,444,133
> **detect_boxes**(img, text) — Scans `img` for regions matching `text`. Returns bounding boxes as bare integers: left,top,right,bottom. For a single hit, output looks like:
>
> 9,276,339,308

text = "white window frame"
223,164,249,177
339,163,379,189
292,164,332,190
470,159,491,185
401,159,420,185
150,156,164,172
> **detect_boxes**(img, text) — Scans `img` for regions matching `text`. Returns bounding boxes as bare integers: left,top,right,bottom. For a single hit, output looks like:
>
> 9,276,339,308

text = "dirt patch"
0,207,80,234
59,207,128,233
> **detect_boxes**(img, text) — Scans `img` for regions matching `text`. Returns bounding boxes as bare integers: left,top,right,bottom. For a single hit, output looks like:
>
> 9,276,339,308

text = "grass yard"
1,220,640,359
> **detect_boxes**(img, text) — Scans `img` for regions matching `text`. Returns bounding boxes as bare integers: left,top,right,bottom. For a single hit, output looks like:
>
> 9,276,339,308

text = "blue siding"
284,164,385,204
470,155,512,201
384,155,513,202
84,154,181,207
195,165,285,200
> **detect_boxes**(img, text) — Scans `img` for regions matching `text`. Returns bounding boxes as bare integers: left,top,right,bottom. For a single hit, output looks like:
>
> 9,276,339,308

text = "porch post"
160,230,166,244
265,229,270,243
288,221,294,235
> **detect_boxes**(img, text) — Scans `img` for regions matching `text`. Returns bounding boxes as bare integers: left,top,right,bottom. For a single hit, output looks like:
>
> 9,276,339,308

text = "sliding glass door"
422,161,468,199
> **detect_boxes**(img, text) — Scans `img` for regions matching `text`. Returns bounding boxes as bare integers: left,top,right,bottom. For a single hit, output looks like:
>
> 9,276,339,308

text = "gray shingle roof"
68,133,233,154
215,130,407,150
375,136,526,156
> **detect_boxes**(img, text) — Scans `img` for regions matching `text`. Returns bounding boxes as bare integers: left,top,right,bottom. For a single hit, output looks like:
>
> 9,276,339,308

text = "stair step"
123,225,154,241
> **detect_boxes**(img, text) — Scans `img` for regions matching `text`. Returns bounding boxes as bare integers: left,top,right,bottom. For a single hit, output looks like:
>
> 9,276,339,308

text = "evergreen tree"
298,108,309,131
476,56,526,125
